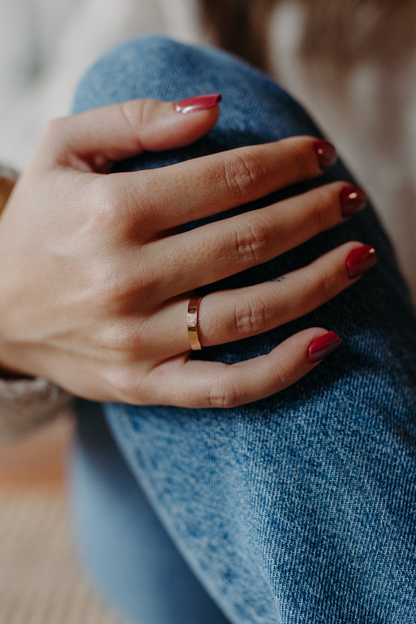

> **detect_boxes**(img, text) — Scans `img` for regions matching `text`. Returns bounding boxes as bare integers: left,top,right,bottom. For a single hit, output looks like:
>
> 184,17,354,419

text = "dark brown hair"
200,0,276,71
200,0,416,70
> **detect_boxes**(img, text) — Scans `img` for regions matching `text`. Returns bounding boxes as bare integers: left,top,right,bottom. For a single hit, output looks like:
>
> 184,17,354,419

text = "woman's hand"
0,96,374,407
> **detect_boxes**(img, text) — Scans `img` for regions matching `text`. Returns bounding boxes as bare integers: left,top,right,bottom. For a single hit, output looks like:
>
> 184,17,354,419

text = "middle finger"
153,181,367,299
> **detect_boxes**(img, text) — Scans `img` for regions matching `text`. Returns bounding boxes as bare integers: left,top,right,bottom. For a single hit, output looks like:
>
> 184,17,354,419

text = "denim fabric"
71,37,416,623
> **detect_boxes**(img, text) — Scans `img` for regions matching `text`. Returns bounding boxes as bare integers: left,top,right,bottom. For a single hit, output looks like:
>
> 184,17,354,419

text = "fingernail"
346,244,377,279
313,139,337,170
309,331,342,363
175,93,222,114
340,185,367,217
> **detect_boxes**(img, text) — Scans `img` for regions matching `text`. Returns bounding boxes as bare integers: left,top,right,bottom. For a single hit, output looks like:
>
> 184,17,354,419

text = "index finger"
110,136,337,231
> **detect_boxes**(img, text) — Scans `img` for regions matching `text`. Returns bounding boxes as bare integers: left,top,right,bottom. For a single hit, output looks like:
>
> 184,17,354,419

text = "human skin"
0,97,373,407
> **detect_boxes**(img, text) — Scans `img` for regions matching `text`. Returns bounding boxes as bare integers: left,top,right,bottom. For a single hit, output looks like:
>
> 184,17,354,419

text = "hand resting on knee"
0,95,375,407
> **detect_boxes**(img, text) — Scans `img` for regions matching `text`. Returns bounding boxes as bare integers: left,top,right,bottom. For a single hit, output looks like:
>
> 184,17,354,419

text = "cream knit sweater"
0,0,415,441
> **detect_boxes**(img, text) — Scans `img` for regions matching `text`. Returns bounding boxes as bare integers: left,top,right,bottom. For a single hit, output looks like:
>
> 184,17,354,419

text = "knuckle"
120,99,153,149
87,176,146,238
290,141,313,179
309,189,336,231
108,368,144,404
93,199,120,233
234,295,268,336
100,323,146,354
234,217,269,264
274,362,291,391
92,263,154,314
105,359,154,405
93,280,128,315
87,179,123,232
223,150,265,199
313,182,346,228
122,98,152,126
92,176,150,236
209,375,239,409
314,265,337,301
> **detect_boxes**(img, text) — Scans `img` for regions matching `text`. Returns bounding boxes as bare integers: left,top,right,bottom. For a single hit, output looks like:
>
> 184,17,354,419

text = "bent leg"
71,400,231,624
72,37,416,624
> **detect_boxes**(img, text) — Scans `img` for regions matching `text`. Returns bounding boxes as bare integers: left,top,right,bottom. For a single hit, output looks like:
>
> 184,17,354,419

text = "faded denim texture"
71,37,416,624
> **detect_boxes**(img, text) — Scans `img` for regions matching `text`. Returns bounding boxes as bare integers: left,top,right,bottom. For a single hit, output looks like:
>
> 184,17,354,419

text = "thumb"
47,94,222,172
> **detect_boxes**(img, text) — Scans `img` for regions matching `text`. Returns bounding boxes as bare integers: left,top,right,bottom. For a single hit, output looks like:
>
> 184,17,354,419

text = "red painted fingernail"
175,93,222,114
309,331,342,363
313,139,337,169
340,185,367,217
346,244,377,279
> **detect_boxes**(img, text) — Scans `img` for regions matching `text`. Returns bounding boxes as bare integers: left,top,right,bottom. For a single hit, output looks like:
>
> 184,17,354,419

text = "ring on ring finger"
187,296,203,350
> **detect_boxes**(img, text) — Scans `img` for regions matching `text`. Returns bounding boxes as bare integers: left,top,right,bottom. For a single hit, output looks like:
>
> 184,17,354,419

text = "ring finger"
153,241,376,357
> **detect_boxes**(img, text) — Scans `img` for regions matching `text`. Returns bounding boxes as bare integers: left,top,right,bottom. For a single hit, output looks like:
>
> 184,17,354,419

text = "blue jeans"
70,37,416,624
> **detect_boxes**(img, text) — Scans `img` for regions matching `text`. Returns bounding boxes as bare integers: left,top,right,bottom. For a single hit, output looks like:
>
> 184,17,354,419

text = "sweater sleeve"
0,377,73,444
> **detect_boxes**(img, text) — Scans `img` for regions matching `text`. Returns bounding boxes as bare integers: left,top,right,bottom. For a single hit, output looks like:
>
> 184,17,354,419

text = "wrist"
0,167,28,379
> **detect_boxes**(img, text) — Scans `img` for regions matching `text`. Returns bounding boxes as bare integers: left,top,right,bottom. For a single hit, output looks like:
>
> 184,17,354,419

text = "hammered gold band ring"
187,297,202,350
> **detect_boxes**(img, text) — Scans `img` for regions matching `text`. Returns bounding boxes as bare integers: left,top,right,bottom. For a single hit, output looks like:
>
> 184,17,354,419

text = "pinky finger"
145,328,342,408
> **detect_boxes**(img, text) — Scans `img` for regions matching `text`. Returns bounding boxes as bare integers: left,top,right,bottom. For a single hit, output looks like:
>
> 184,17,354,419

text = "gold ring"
187,297,202,350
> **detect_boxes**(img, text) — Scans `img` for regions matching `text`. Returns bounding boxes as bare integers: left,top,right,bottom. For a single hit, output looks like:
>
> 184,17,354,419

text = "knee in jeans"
73,36,214,113
93,35,191,78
